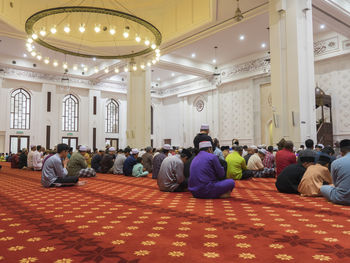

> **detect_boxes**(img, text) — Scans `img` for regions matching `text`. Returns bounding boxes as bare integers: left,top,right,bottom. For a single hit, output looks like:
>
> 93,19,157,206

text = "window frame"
105,99,119,134
10,88,31,130
62,94,79,132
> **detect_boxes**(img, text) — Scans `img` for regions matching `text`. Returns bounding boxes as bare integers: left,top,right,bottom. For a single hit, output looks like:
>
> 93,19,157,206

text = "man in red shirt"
275,141,296,176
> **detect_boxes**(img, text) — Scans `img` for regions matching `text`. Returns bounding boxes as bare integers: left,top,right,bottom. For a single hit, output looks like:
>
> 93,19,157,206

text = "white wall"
0,79,127,153
315,53,350,142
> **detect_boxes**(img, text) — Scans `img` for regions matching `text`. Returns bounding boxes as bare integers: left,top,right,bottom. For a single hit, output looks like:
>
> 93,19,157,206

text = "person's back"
321,141,350,205
91,153,102,172
157,155,184,192
298,163,331,196
262,148,275,169
123,155,137,176
41,153,64,187
27,150,34,169
189,144,235,199
142,151,153,173
276,142,296,176
18,152,27,169
11,154,19,168
67,152,87,176
193,133,213,149
275,163,306,194
152,152,167,179
113,153,126,174
226,151,246,180
247,153,263,170
100,154,114,173
33,150,42,171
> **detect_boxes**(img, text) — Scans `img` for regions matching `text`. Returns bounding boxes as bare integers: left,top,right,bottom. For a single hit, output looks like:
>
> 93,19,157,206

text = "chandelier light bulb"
73,65,78,70
144,39,150,46
32,33,38,40
114,68,119,73
104,68,109,73
109,27,116,35
135,35,141,42
124,67,129,72
151,43,157,50
94,24,101,33
147,61,151,67
53,61,58,67
44,58,50,64
64,25,70,33
155,48,160,54
39,28,46,36
140,64,145,70
31,51,37,57
156,52,161,57
133,65,137,71
79,24,86,33
27,38,33,43
84,66,88,72
26,43,32,48
156,57,160,61
36,54,42,60
152,59,156,64
50,26,57,34
123,26,130,38
94,67,99,73
27,47,33,52
63,63,68,69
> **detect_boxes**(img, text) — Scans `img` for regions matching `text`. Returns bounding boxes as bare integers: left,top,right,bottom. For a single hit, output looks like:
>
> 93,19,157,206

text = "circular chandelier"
24,6,162,73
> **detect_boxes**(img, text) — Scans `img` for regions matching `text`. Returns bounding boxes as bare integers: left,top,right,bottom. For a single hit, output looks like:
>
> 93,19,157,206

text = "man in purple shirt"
189,141,235,199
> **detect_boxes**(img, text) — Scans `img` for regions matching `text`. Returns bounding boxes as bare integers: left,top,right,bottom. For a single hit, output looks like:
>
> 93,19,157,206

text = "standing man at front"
193,124,213,149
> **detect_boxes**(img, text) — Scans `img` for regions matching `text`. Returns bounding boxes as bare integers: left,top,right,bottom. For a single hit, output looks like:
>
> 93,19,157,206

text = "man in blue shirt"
41,143,79,188
320,139,350,205
123,148,139,176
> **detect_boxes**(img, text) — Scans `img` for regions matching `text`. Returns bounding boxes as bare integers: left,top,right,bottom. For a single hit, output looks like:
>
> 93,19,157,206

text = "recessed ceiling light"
212,59,216,64
171,73,175,77
261,43,266,48
239,35,245,40
320,24,325,29
191,53,196,58
23,53,27,57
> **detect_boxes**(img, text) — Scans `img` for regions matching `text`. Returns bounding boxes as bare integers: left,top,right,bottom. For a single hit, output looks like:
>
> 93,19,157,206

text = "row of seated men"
9,123,349,204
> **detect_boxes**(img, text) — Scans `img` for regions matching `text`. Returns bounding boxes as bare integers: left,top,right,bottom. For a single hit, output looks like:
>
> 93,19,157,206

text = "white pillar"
269,0,317,146
126,68,151,148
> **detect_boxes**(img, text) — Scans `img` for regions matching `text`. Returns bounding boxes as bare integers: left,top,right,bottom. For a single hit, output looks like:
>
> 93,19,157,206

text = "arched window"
10,88,31,129
62,94,79,131
105,99,119,133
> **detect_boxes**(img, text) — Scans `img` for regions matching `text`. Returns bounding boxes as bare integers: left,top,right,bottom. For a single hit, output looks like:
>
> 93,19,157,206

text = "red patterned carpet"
0,163,349,263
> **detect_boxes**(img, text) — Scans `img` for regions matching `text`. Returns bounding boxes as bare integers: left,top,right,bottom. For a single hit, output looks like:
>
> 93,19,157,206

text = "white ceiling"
171,13,269,66
0,0,349,87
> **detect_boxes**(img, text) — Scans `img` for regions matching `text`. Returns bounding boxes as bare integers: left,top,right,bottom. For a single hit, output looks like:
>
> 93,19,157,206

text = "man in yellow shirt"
226,146,252,180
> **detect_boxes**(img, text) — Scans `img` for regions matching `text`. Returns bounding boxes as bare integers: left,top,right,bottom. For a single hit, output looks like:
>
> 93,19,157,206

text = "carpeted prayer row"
0,162,349,263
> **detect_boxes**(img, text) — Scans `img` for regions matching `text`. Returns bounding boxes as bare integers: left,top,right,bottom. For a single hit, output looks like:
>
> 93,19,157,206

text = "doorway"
106,138,119,150
62,137,78,151
9,135,30,153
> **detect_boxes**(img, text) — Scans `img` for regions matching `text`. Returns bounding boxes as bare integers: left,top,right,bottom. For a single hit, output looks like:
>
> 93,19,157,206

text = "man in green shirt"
226,146,251,180
67,146,96,177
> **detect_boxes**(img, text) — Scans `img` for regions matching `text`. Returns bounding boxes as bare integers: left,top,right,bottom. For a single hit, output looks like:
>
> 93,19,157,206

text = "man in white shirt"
33,145,43,171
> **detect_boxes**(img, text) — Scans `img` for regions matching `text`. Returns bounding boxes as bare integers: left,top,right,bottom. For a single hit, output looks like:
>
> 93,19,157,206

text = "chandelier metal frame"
25,6,162,59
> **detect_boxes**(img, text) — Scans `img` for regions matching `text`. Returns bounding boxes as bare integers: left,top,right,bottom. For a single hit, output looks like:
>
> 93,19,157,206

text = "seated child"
132,157,149,177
